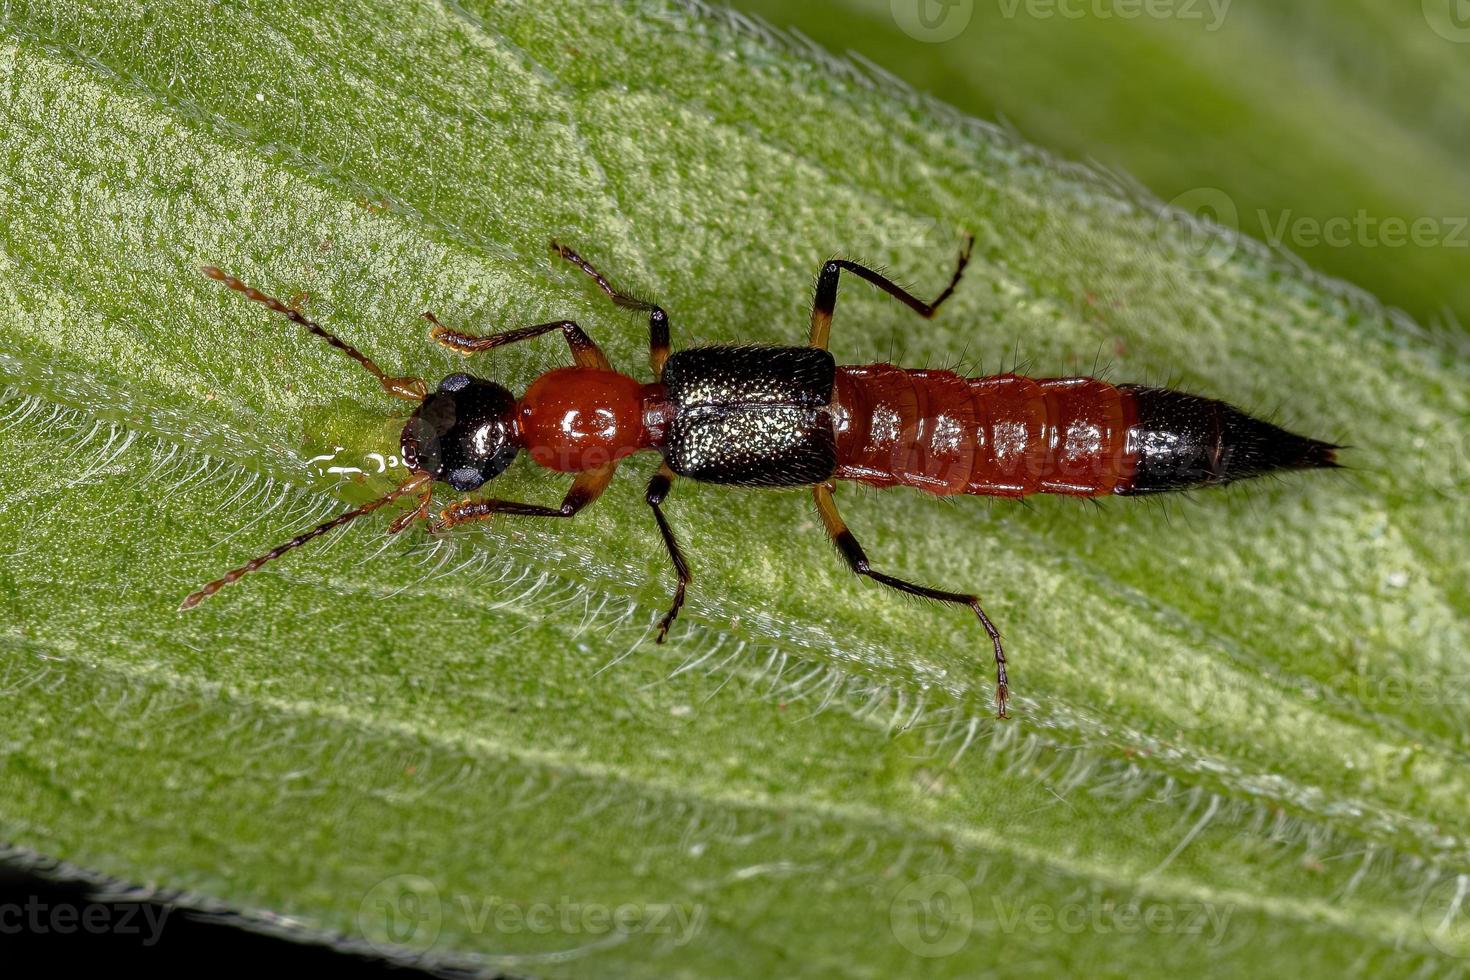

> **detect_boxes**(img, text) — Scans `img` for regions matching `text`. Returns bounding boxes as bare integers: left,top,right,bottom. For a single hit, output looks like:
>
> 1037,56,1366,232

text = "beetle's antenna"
200,266,428,401
180,472,433,610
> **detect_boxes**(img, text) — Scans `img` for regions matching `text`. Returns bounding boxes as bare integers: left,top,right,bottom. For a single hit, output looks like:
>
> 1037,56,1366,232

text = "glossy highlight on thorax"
517,366,656,472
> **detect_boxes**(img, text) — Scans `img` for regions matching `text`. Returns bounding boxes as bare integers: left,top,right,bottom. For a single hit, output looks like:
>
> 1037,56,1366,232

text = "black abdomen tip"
1117,385,1338,495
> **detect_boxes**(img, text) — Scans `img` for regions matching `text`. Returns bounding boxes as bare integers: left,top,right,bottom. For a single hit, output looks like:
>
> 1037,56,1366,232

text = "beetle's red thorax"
518,367,662,472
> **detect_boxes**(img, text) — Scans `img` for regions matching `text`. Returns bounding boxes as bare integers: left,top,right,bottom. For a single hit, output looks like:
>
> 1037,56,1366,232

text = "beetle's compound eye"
438,372,473,392
401,375,519,490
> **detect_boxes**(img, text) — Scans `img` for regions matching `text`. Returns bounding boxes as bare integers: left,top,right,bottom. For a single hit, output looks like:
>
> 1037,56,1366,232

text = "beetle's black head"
400,373,519,491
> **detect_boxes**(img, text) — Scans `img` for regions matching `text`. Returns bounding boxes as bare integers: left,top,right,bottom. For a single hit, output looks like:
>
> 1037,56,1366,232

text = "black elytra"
400,373,519,491
661,345,838,486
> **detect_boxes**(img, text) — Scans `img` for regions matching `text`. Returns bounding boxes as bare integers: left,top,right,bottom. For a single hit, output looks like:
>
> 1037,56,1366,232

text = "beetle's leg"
426,314,610,370
434,463,616,530
807,235,974,350
812,482,1008,718
388,478,435,534
645,463,691,642
550,240,673,380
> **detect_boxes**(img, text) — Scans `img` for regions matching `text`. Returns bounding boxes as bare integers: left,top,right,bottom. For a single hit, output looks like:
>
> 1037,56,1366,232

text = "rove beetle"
184,240,1338,717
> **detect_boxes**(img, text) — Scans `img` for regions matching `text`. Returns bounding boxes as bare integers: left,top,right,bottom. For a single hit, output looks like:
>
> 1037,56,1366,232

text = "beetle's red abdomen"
831,366,1138,497
518,367,658,472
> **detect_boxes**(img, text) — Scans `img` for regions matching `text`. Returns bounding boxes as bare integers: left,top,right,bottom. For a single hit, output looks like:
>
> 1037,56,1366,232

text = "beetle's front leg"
425,313,610,370
433,464,615,531
549,241,673,380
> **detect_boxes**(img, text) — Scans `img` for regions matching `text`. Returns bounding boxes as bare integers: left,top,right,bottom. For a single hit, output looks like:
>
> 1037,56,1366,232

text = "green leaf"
730,0,1470,334
0,0,1466,975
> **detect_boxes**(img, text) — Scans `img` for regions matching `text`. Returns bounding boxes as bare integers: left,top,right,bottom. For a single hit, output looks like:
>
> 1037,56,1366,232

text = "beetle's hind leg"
812,482,1008,718
807,234,974,350
550,241,673,380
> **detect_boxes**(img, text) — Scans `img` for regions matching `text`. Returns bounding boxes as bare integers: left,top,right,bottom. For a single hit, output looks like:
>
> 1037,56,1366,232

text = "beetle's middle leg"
645,463,691,642
812,482,1008,718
